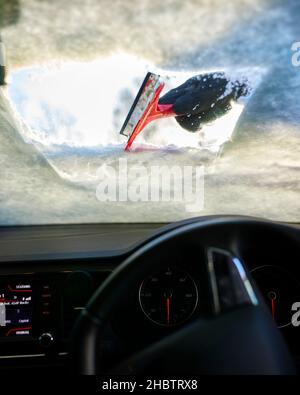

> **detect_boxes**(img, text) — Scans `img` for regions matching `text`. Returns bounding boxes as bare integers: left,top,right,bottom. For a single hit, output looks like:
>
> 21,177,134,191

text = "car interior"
0,217,299,375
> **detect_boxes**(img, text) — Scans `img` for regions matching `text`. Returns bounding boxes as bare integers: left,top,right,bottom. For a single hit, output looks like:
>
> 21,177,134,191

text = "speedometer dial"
139,267,198,326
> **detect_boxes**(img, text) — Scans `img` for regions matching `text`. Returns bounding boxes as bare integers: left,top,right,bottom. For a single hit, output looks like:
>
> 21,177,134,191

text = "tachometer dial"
251,265,300,328
139,267,198,326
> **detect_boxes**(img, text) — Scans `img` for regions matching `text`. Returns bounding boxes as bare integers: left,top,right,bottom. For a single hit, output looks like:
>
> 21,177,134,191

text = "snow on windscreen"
5,54,264,184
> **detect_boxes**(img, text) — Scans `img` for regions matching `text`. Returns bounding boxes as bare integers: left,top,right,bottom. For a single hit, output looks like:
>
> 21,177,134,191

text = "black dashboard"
0,219,300,372
0,223,162,372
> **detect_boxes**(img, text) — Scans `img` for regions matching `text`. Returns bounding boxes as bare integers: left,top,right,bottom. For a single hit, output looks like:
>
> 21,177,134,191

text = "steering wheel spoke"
207,248,259,314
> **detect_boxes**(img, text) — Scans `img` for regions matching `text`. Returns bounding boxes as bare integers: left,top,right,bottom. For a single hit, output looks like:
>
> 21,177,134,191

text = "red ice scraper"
120,72,175,151
120,71,250,151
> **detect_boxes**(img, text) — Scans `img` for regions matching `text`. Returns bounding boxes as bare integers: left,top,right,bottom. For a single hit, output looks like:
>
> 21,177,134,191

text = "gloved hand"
159,72,250,132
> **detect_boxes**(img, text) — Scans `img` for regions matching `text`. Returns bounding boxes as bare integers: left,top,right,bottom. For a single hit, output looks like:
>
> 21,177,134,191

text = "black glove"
159,72,250,132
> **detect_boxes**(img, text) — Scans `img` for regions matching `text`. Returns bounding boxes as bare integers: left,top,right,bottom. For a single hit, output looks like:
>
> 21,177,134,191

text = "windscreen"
0,0,299,224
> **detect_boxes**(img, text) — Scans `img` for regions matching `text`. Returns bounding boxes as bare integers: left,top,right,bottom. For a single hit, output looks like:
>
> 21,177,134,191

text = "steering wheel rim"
71,216,296,375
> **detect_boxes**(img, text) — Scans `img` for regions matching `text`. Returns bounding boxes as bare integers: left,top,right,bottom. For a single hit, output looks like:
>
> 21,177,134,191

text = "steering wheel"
71,216,296,374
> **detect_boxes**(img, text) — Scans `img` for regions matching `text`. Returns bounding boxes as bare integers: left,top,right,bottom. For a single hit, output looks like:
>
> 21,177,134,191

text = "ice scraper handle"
125,83,176,151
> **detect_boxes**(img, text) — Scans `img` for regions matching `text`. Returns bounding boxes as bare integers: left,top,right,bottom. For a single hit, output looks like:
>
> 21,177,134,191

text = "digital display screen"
0,281,33,337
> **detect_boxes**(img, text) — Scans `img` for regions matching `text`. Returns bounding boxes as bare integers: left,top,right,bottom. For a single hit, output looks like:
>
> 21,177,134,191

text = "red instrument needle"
166,297,170,325
271,298,275,320
268,291,276,321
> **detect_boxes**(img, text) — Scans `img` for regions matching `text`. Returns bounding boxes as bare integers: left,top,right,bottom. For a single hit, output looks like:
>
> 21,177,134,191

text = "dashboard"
0,219,300,372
